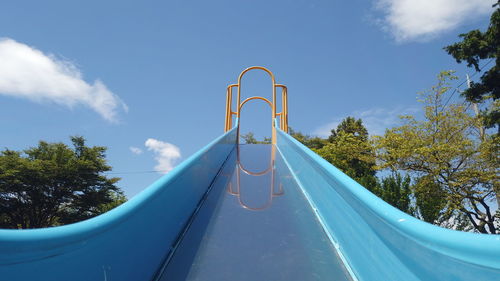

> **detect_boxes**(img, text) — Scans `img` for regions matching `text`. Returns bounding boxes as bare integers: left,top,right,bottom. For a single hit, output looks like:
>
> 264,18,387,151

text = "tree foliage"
290,121,413,215
328,117,369,143
378,173,413,215
316,117,379,192
444,6,500,132
0,136,126,229
288,128,327,149
240,132,272,144
375,71,499,233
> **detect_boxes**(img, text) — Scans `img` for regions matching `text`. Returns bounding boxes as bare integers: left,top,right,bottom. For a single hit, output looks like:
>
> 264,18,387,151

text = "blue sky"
0,0,495,197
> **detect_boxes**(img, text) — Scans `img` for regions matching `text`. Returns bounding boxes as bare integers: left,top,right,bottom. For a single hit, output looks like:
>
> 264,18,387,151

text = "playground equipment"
0,67,499,281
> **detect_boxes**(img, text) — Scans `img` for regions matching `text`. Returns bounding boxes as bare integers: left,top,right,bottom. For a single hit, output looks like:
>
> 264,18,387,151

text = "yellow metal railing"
224,66,288,144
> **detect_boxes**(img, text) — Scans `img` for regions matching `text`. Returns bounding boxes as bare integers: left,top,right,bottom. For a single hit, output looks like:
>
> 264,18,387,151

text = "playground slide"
0,126,499,281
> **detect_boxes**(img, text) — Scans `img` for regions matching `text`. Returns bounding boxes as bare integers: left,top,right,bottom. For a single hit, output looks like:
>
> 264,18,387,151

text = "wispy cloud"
0,38,127,122
313,106,419,137
129,146,143,155
145,138,181,174
374,0,492,42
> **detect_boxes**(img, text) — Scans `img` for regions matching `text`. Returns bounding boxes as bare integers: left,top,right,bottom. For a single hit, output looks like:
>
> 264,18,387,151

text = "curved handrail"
239,96,272,110
236,66,277,120
224,67,288,140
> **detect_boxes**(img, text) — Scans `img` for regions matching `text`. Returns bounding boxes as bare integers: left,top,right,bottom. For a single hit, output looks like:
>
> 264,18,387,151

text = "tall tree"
315,117,379,191
375,71,499,233
328,117,369,143
0,136,125,229
444,5,500,132
378,173,413,215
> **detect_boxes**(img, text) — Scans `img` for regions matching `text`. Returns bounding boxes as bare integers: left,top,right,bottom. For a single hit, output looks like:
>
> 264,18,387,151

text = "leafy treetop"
0,136,125,229
444,6,500,131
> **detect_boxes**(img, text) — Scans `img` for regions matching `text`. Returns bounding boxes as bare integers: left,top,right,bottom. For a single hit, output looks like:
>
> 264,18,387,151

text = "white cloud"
145,138,181,174
129,146,143,155
374,0,492,42
313,106,419,137
0,38,127,122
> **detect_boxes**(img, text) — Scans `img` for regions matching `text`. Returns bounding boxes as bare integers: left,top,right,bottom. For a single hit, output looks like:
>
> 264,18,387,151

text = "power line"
56,170,166,176
103,170,165,175
442,58,494,108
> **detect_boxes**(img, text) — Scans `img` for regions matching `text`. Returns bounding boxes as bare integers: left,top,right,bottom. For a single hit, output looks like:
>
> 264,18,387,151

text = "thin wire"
442,58,494,108
60,170,166,176
103,170,165,175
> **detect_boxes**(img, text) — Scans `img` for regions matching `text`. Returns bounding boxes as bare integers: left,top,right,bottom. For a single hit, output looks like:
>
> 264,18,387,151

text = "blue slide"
0,126,499,281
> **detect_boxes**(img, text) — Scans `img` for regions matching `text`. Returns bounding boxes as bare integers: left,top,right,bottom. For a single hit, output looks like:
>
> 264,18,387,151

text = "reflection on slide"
159,144,352,281
227,144,284,211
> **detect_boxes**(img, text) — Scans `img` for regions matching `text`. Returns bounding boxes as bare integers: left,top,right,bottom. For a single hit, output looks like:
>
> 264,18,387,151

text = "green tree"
444,5,500,132
328,117,368,143
240,132,272,144
315,117,379,192
289,127,326,149
0,136,126,229
289,125,413,216
375,71,499,233
96,191,128,214
378,173,413,215
413,176,448,224
240,132,258,144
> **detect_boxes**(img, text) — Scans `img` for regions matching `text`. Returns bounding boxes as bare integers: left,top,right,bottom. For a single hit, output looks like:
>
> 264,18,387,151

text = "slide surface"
159,144,351,281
